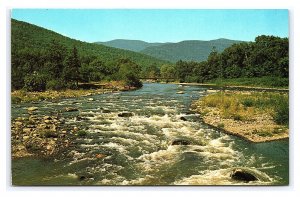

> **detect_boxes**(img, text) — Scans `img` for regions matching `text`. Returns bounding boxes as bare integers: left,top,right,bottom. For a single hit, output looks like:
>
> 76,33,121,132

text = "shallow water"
11,83,289,185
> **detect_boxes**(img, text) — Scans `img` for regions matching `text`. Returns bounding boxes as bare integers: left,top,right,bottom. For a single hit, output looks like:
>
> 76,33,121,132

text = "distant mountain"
140,39,244,63
96,39,166,52
11,19,169,68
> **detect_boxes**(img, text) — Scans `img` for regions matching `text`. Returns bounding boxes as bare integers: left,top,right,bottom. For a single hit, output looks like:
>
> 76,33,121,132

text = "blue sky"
11,9,288,43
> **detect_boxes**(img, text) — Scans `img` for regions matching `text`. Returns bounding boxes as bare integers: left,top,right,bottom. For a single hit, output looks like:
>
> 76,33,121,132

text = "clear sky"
11,9,288,43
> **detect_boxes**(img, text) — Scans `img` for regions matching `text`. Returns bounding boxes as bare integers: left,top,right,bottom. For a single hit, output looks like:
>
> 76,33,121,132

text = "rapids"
11,83,289,185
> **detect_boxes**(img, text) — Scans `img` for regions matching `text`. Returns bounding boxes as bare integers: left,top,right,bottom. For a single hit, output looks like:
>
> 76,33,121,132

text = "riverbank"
191,91,289,143
177,82,288,92
11,114,77,159
11,81,138,104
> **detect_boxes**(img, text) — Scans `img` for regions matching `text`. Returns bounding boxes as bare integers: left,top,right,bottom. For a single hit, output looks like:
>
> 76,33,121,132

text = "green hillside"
96,39,166,52
11,19,169,90
11,19,168,68
140,39,243,63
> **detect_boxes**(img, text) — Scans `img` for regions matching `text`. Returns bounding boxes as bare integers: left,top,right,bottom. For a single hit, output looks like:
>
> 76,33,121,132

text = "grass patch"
200,91,289,126
208,77,288,89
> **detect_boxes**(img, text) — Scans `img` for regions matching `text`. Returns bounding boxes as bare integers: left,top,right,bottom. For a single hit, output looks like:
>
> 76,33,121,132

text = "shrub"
46,79,66,90
273,98,289,125
242,98,255,107
24,72,47,92
11,96,22,104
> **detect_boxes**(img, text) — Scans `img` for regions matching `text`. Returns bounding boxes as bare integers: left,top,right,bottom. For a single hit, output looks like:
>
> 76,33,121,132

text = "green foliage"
242,98,255,107
118,58,143,88
46,79,66,90
62,46,80,87
273,96,289,125
23,72,47,92
209,77,288,88
160,64,176,80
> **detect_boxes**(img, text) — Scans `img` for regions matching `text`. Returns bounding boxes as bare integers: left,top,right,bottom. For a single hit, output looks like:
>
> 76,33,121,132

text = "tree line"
12,35,288,92
157,35,289,86
12,40,143,91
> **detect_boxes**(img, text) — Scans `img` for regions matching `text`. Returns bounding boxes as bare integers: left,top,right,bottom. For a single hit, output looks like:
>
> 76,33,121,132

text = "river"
11,83,289,185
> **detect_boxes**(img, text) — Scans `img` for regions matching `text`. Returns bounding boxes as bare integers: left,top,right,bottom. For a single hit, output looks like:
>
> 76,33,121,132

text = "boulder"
171,139,191,145
88,98,94,101
118,112,134,117
176,91,184,94
22,136,30,140
28,107,38,111
102,109,111,113
230,169,258,182
43,116,51,120
22,128,32,133
180,116,188,121
14,121,23,127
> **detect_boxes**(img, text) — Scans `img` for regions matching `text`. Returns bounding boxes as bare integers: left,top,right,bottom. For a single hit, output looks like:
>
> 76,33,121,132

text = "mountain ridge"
11,19,169,67
97,38,244,63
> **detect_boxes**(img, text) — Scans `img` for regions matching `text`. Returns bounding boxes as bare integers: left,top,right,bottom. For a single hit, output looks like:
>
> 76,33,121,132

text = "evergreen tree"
63,46,81,87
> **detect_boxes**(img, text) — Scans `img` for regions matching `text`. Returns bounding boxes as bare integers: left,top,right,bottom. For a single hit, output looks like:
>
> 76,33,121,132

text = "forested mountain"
140,39,243,63
96,39,166,52
97,38,243,63
12,19,168,68
11,19,168,90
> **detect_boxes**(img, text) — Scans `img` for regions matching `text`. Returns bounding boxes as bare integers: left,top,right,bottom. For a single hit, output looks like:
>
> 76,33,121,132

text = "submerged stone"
102,109,111,113
171,139,191,145
118,112,134,117
230,169,258,182
180,116,188,121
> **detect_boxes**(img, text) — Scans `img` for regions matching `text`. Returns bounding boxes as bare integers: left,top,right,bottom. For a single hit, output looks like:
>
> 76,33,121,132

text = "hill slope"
140,39,244,63
11,19,169,67
96,39,166,52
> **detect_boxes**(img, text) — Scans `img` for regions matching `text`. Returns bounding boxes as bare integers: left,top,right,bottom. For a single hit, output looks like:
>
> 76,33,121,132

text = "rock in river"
230,168,258,182
171,139,191,145
65,107,79,112
28,107,38,111
118,112,134,117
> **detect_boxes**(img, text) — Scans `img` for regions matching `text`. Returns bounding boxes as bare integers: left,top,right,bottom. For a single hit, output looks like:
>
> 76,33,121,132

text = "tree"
117,58,142,87
62,46,81,87
160,64,176,80
45,40,66,79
